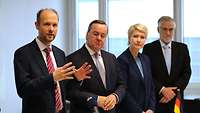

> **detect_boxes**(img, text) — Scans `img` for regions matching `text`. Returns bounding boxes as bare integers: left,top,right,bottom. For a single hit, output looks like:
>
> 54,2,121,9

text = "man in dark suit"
143,16,191,113
14,8,91,113
65,20,126,113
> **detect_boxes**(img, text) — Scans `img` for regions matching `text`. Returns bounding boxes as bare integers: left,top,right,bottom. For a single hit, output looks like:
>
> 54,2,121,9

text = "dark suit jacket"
117,48,155,113
14,40,67,113
65,45,126,113
143,40,191,113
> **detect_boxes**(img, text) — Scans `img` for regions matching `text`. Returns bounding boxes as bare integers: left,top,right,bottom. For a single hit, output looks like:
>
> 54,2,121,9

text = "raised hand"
53,62,76,82
74,62,92,81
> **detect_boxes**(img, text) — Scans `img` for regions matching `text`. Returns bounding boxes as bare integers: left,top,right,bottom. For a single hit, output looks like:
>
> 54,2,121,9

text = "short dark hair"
36,8,59,23
87,20,108,33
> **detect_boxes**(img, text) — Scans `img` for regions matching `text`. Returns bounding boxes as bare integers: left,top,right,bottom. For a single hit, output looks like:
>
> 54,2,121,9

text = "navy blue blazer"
14,40,67,113
65,45,126,113
117,48,155,113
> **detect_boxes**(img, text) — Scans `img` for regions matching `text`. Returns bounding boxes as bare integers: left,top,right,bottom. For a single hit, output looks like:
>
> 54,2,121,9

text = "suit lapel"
170,42,176,76
132,60,144,82
155,41,169,76
127,50,144,83
101,51,111,89
139,54,149,86
82,46,106,89
31,40,49,75
52,46,62,67
155,41,166,64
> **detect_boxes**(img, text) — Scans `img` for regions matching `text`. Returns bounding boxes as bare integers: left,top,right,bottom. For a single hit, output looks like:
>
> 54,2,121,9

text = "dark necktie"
44,47,63,113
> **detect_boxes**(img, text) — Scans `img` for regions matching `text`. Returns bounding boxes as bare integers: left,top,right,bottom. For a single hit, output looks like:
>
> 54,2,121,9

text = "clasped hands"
53,62,92,82
142,109,154,113
159,87,177,103
97,94,117,111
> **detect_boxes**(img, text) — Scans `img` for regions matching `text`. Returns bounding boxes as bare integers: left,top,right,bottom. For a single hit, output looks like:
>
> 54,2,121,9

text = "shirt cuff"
159,86,165,94
112,93,119,104
86,96,97,108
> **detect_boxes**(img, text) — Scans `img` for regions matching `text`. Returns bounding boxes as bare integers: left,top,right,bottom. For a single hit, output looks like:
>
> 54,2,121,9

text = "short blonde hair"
128,23,148,39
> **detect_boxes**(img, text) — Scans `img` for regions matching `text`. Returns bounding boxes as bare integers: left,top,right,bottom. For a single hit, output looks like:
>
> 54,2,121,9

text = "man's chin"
94,48,101,52
162,39,172,44
47,36,55,41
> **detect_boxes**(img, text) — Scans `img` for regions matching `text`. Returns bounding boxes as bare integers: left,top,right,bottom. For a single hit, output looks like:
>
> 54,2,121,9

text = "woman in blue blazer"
117,23,155,113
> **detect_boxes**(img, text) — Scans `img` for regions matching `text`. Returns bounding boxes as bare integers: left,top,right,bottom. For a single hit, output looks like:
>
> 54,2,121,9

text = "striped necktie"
44,47,63,113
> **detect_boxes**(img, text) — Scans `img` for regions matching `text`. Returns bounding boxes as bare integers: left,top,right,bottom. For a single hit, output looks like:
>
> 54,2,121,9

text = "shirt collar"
36,37,52,51
160,40,171,48
85,43,101,56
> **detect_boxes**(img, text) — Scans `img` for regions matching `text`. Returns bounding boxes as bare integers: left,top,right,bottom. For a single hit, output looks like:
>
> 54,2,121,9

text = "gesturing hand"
53,62,76,81
74,62,92,81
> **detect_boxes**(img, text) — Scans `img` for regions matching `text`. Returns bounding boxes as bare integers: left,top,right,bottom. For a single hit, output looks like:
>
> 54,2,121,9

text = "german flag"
174,89,182,113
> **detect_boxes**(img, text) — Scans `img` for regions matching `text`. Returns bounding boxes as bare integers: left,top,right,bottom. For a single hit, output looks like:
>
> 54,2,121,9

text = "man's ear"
157,27,160,33
35,21,39,30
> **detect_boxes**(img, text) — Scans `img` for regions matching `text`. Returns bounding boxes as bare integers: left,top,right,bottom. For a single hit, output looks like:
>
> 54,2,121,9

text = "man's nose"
96,35,103,40
49,25,54,31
